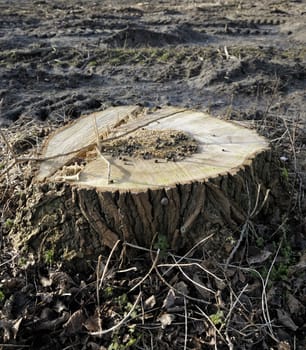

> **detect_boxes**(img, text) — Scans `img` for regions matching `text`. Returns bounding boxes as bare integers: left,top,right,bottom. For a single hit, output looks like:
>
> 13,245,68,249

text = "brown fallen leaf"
174,281,189,295
276,309,298,331
192,273,213,300
84,309,101,333
35,311,70,331
289,250,306,275
247,249,272,264
287,293,305,316
63,309,86,335
162,289,176,309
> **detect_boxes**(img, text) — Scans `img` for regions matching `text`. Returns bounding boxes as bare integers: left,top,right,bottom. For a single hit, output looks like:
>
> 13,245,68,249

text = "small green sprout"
281,167,289,181
153,233,169,253
0,290,5,302
44,248,54,265
210,310,224,326
4,218,14,229
104,286,113,298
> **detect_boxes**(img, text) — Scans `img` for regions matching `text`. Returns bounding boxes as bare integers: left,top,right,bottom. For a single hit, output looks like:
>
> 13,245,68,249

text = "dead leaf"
276,309,298,331
144,295,156,309
63,309,86,335
162,289,176,309
238,270,246,283
36,311,70,331
267,286,282,308
50,271,75,293
40,276,53,287
40,307,55,320
84,309,101,332
246,279,262,294
247,250,272,264
54,300,68,313
12,317,23,339
215,278,227,291
289,250,306,275
278,340,291,350
192,273,212,300
287,293,305,316
0,317,23,341
174,281,189,295
158,313,175,329
0,319,12,341
37,292,54,304
86,342,107,350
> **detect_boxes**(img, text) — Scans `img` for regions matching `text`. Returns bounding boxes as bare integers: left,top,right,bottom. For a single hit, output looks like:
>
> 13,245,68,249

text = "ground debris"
0,0,306,349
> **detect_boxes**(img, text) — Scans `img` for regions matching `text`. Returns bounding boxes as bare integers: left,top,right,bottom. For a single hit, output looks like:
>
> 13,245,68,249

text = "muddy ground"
0,0,306,349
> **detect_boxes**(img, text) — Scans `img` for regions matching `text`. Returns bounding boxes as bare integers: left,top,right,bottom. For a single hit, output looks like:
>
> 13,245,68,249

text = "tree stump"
11,106,279,263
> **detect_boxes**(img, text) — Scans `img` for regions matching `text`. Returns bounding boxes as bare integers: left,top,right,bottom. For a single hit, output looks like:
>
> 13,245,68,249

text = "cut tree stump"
11,106,280,264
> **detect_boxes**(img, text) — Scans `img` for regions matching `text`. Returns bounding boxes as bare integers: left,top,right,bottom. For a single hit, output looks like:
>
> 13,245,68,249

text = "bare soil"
0,0,306,349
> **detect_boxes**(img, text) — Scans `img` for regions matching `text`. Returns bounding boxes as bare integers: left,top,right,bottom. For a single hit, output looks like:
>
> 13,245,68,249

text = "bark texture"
12,148,282,265
10,107,285,265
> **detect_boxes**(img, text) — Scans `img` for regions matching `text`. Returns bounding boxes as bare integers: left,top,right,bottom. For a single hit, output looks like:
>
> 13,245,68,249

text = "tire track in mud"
0,0,305,126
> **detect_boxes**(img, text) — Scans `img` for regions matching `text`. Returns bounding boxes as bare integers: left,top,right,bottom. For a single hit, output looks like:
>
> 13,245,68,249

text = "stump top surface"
37,106,269,191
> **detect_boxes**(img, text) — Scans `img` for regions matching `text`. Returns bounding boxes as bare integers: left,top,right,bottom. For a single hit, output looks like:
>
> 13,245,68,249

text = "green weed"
281,167,289,182
104,286,114,298
0,290,5,302
4,218,14,229
44,248,55,265
210,310,224,326
153,233,169,255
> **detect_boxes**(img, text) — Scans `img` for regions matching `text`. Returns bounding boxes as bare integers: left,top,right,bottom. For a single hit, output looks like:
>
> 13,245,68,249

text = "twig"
224,46,230,60
282,116,297,172
261,237,283,342
183,296,188,350
0,253,19,267
169,256,216,295
0,100,18,181
123,241,203,263
249,184,261,218
92,114,101,151
88,291,142,337
180,203,203,234
160,260,224,282
221,284,249,349
0,129,15,157
92,115,111,183
225,220,249,269
54,172,81,182
116,267,137,273
97,240,120,301
195,305,226,343
226,182,270,268
0,100,13,153
129,249,160,292
96,146,111,184
224,263,279,343
251,188,270,219
0,345,30,348
162,233,215,277
149,237,211,305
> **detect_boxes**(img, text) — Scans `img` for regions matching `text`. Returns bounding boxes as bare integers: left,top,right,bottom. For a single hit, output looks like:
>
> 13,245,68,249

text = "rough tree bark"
10,106,281,265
